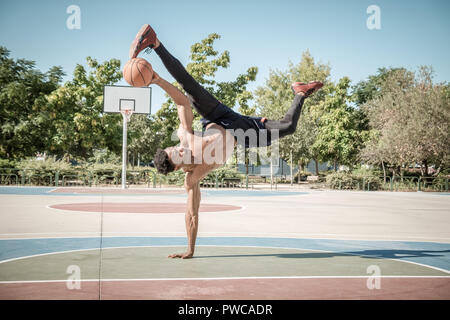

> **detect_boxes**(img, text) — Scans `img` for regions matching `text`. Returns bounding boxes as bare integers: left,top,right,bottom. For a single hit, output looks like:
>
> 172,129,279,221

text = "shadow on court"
193,249,450,260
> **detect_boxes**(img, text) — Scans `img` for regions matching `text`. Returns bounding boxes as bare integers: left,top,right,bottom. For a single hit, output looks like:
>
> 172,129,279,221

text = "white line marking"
44,204,246,215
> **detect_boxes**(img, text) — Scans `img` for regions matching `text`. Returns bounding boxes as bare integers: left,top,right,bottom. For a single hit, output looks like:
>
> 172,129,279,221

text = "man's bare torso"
182,123,236,185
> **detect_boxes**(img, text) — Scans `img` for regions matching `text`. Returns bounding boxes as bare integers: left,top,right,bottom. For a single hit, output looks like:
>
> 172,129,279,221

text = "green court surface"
1,246,447,282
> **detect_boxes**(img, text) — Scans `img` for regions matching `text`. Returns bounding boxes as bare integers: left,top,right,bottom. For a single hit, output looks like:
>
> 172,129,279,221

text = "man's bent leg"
154,43,221,118
264,94,305,138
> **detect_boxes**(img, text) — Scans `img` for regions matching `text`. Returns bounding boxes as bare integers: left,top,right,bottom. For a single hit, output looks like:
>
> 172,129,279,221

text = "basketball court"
0,186,448,300
1,72,449,301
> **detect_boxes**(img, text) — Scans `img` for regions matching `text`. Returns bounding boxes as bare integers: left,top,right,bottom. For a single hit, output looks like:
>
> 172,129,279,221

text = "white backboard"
103,85,151,114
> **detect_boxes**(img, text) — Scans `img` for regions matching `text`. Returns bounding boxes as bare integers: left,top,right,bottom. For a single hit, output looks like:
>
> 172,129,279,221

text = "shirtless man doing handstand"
129,24,323,259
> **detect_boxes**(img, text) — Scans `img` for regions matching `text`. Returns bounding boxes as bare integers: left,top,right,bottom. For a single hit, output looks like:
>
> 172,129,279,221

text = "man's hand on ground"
168,252,194,259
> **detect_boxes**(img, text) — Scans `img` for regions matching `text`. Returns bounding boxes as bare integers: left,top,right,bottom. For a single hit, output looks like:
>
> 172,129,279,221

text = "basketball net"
120,108,134,122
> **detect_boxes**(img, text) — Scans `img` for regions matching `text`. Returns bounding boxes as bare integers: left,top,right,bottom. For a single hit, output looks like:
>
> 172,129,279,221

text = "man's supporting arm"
168,173,200,259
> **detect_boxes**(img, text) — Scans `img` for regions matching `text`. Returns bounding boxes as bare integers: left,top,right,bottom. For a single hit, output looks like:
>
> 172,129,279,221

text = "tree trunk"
314,159,319,176
434,166,441,177
334,160,338,172
423,160,428,177
298,160,304,172
381,161,386,183
290,150,293,186
245,157,249,175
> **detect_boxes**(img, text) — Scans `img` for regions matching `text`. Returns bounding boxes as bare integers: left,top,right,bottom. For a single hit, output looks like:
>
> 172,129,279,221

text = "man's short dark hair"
153,148,175,175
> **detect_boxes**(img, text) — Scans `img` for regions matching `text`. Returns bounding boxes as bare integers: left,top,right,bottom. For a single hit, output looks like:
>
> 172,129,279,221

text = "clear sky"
1,0,449,113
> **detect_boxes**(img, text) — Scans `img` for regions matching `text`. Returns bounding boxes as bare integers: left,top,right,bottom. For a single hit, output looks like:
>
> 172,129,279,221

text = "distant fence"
0,168,158,188
331,175,449,192
0,168,448,192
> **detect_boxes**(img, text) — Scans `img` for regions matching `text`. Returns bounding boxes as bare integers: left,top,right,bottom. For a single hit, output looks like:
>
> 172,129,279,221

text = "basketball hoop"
120,108,134,122
103,85,151,189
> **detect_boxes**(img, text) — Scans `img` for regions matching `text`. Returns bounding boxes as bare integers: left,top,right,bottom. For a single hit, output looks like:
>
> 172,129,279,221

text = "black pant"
264,94,305,139
155,43,221,119
154,43,305,141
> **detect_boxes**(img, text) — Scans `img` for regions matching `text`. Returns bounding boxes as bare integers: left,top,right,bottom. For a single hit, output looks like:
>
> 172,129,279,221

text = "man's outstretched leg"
264,81,323,138
129,24,221,119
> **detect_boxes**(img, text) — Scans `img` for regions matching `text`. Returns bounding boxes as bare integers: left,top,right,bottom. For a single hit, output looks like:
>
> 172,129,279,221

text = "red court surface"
1,277,449,300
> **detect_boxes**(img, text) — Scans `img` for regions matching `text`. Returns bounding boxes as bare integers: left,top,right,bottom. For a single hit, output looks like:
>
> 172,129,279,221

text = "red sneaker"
129,24,158,59
291,81,323,97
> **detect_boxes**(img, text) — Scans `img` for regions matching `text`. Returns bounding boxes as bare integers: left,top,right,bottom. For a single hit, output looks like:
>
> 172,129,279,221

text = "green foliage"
312,77,368,167
0,47,64,159
255,50,331,170
127,114,160,164
15,156,75,185
360,66,450,174
352,67,408,107
36,57,123,160
351,166,382,177
16,156,73,172
0,158,17,168
163,169,186,186
87,148,121,165
205,165,244,181
326,171,382,190
326,172,355,189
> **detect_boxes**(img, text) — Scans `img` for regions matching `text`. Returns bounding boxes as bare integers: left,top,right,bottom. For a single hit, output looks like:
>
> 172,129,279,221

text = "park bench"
306,175,319,183
222,178,241,188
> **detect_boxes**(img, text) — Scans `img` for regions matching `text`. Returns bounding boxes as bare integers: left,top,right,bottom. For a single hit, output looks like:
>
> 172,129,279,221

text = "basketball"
123,58,153,87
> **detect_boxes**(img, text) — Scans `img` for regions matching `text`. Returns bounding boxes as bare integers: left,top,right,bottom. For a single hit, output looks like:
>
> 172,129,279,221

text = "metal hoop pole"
120,109,133,189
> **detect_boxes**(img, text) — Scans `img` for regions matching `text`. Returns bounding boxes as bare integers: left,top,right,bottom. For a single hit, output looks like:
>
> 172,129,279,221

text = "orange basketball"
123,58,153,87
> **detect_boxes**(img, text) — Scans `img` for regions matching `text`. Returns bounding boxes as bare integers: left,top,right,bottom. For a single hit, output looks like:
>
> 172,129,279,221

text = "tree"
35,57,123,160
255,50,331,175
352,67,408,107
360,66,450,176
0,47,64,159
311,77,366,169
127,114,159,165
352,67,409,135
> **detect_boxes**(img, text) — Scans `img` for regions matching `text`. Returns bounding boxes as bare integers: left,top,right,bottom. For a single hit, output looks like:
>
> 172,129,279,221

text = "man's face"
164,145,192,169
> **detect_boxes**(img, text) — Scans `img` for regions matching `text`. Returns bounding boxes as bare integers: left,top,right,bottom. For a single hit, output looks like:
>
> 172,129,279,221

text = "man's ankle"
153,38,161,49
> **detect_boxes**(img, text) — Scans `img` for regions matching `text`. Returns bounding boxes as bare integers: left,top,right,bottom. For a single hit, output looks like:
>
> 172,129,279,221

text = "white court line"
1,275,449,284
0,245,448,274
44,204,247,215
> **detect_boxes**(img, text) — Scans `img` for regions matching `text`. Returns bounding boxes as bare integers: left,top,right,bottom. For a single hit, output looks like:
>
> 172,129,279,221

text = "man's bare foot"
168,252,193,259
